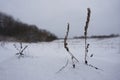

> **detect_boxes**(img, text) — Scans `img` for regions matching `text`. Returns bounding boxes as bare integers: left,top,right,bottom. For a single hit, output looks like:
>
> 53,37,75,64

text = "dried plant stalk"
56,59,69,73
84,8,91,36
64,23,79,68
84,8,91,64
14,42,28,58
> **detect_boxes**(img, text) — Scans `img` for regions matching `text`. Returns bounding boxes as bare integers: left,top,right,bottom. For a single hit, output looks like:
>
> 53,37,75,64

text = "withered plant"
83,8,101,70
64,23,79,68
58,8,101,72
13,42,28,58
84,8,91,64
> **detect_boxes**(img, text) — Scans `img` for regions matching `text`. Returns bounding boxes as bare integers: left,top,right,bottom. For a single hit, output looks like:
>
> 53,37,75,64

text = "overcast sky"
0,0,120,38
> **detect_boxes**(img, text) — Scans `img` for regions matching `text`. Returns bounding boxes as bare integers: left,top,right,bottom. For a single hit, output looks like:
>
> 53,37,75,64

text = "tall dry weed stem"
84,8,91,64
64,23,79,68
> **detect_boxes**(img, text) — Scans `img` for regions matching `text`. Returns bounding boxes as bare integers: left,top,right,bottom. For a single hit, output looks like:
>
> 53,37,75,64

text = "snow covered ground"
0,37,120,80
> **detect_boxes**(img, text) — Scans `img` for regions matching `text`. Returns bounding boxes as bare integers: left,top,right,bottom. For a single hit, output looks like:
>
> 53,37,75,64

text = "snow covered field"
0,37,120,80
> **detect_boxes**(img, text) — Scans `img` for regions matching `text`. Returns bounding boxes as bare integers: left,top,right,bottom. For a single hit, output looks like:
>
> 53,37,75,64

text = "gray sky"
0,0,120,38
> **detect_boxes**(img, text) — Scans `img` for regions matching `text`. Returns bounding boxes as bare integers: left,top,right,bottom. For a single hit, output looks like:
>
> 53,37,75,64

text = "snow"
0,37,120,80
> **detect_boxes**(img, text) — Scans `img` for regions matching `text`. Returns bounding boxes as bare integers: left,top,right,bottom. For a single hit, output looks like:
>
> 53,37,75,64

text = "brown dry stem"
64,23,79,68
84,8,91,64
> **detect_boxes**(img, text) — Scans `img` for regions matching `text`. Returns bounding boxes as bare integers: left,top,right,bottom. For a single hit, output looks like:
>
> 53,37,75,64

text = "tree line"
0,12,57,42
73,34,119,39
